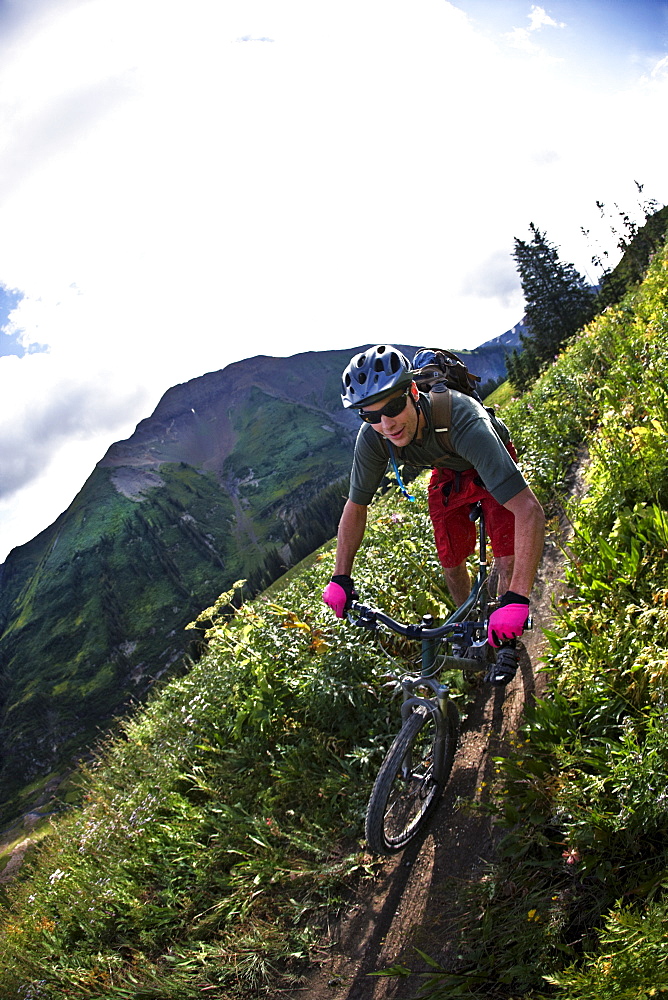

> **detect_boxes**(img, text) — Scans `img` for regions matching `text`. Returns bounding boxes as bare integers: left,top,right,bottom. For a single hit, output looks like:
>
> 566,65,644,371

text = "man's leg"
429,472,476,607
443,560,471,607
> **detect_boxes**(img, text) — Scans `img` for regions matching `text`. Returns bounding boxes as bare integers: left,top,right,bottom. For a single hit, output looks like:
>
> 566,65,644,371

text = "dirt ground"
272,497,575,1000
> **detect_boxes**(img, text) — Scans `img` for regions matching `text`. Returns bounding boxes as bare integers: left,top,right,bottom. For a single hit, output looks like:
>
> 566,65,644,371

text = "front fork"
398,629,453,785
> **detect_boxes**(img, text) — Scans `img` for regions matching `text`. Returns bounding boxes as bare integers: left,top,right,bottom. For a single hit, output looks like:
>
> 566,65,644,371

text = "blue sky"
457,1,668,59
0,285,22,356
0,0,667,560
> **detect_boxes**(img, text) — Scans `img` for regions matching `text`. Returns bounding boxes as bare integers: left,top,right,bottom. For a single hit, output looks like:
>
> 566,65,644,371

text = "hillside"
0,338,516,822
0,237,667,998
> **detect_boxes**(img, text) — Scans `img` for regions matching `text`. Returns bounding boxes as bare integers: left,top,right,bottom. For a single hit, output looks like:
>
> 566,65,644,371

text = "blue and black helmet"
341,345,413,409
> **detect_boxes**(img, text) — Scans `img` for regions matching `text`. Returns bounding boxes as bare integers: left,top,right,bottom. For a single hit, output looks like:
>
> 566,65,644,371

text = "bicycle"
348,503,519,855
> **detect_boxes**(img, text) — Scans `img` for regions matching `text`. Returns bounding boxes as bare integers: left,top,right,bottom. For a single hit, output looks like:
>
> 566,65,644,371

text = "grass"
394,242,668,998
0,477,460,998
2,241,668,998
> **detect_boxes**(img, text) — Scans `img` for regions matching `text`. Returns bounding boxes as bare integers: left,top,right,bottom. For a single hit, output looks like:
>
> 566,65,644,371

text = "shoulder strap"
429,385,454,454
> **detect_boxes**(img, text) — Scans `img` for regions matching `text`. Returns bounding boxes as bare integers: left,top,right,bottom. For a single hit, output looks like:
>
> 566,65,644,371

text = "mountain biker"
322,345,545,682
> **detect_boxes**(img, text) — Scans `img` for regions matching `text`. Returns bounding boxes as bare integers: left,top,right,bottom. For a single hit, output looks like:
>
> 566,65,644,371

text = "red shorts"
427,459,516,569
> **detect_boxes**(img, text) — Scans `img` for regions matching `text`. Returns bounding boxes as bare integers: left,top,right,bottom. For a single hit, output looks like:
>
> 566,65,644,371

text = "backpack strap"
429,384,455,454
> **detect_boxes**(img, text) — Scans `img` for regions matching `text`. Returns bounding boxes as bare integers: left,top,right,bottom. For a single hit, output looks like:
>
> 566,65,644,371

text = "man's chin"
383,431,409,446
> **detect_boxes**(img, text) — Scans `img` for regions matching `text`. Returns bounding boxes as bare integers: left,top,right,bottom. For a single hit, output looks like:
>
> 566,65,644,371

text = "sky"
1,0,667,562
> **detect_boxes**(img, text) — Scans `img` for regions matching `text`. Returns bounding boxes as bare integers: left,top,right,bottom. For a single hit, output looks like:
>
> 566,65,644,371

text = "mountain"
0,336,516,819
478,320,528,350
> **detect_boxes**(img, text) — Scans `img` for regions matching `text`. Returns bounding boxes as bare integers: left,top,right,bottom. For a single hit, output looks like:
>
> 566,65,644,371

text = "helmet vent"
340,345,411,409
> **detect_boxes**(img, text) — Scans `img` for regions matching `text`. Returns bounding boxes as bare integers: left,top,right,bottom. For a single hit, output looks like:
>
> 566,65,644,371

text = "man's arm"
322,500,369,618
502,486,545,597
333,499,368,576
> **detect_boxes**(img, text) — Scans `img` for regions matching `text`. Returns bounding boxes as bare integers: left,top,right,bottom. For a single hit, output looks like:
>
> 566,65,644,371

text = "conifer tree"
509,223,595,390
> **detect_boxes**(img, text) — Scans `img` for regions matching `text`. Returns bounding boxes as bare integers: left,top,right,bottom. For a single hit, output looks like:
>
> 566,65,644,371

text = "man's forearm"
333,500,368,576
503,487,545,598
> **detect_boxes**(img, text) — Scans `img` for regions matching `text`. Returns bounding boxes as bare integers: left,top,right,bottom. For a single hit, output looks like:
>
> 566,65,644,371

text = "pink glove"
322,575,358,618
488,593,530,647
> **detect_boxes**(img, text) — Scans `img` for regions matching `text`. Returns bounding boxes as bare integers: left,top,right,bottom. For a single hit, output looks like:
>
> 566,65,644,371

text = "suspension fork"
396,617,452,783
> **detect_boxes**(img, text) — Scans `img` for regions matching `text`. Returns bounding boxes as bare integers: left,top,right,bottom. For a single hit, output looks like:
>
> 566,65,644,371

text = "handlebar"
347,600,483,640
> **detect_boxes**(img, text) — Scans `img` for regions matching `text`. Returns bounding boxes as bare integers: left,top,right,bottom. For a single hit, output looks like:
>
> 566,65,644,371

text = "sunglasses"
358,387,411,424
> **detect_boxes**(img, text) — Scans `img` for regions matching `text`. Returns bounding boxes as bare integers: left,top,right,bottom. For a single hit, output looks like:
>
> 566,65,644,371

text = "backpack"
411,348,485,455
412,348,482,401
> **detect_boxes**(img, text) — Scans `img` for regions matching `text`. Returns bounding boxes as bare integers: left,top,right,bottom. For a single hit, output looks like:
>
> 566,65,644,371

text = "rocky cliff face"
0,338,517,820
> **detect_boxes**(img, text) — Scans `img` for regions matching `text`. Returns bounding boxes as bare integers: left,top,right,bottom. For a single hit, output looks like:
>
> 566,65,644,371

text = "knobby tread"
365,702,459,855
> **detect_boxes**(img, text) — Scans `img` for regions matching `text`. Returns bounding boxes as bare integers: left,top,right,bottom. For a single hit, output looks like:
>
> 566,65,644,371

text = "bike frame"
348,506,491,785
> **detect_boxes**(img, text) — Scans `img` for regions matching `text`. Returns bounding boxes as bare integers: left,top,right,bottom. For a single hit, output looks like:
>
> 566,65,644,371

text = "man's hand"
322,575,359,618
488,591,530,647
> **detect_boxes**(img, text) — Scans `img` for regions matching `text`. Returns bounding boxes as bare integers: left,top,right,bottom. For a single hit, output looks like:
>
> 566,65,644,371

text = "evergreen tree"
509,223,596,391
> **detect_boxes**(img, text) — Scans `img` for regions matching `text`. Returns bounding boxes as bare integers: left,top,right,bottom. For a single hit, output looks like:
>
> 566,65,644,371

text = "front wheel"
365,701,459,855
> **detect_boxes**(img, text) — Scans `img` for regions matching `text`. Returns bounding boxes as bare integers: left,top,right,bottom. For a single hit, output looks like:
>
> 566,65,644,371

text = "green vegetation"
506,202,668,394
0,396,352,822
0,481,459,998
594,197,668,310
392,242,668,996
0,341,510,825
0,464,242,820
506,223,596,388
2,233,668,998
221,384,353,573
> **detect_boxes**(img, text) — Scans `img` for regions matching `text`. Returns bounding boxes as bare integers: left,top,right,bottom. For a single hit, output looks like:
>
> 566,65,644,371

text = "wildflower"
48,869,67,884
562,847,580,865
527,909,541,922
390,513,404,524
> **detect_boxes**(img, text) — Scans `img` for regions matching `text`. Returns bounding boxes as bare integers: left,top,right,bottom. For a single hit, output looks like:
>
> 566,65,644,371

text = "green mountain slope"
0,340,514,820
0,239,667,998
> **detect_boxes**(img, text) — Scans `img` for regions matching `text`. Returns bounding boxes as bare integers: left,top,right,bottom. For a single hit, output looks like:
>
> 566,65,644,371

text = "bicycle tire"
365,700,460,855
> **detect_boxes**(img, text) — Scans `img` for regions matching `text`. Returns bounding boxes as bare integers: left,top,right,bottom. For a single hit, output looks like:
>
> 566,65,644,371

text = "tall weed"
0,479,456,998
413,243,668,998
3,245,668,998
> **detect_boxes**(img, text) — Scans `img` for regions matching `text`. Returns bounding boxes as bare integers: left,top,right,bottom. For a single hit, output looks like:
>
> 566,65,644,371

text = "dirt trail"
274,504,573,1000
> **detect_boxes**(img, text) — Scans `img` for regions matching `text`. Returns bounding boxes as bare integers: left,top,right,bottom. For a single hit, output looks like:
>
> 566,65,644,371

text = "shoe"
486,644,518,686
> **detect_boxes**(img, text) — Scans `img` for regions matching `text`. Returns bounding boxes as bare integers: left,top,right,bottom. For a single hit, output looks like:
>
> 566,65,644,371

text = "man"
322,345,545,683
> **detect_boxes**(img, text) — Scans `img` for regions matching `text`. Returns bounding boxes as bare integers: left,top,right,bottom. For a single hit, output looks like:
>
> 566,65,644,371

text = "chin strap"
409,394,423,444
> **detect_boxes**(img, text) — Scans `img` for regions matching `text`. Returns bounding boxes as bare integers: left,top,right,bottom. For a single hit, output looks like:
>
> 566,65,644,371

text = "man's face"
359,384,419,447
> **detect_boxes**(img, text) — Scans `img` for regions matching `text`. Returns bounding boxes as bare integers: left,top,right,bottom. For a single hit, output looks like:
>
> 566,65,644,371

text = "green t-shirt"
348,391,528,506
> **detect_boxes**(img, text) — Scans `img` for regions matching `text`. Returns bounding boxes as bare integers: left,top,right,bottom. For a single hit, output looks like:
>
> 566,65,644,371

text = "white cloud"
0,0,667,560
528,5,565,32
504,3,566,54
462,250,523,311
